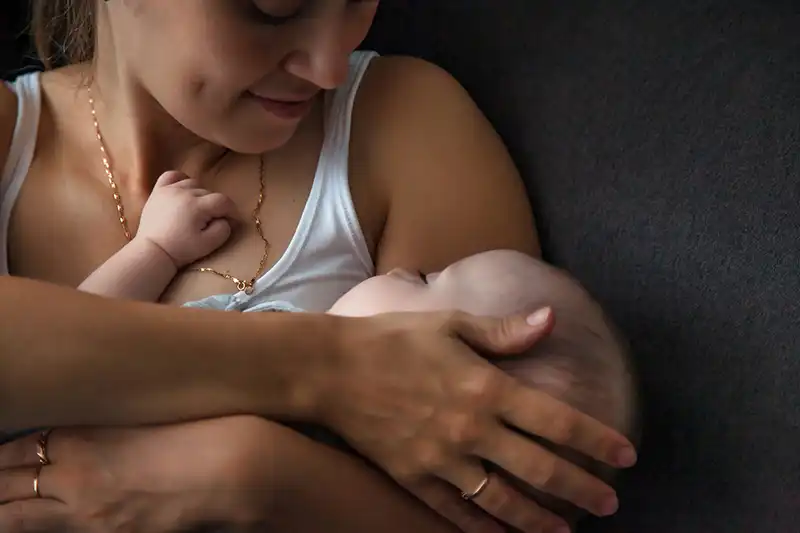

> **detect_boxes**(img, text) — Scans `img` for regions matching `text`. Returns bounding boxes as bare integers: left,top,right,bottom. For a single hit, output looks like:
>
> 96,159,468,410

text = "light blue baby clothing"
182,294,305,313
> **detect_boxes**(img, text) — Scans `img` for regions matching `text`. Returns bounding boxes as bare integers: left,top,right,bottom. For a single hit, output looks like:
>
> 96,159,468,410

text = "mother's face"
106,0,379,152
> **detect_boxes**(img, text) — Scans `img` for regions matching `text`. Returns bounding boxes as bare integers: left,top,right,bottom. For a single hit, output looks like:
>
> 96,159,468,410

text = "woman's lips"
250,93,315,120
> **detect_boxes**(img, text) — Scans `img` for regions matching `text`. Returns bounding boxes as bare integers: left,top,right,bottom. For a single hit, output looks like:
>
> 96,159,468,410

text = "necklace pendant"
244,285,255,295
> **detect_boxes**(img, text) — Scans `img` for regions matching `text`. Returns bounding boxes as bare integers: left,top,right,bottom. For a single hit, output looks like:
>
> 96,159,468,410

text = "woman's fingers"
0,434,42,470
498,381,636,468
403,479,505,533
0,465,64,505
0,468,41,503
0,500,71,533
434,462,567,533
477,427,616,517
449,310,637,467
0,431,67,506
452,308,555,355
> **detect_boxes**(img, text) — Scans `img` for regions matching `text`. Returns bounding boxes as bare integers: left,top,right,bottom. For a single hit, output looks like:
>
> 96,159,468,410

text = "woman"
0,1,637,532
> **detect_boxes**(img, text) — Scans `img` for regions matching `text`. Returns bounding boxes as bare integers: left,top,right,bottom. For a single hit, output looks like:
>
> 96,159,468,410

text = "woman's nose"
284,20,351,90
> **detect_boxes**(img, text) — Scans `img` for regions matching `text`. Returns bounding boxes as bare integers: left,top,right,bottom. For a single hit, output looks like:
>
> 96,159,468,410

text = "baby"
12,174,638,524
327,250,639,522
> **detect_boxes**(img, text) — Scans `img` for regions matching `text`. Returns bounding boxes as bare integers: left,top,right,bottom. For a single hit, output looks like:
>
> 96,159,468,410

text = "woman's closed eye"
250,0,378,26
250,0,305,25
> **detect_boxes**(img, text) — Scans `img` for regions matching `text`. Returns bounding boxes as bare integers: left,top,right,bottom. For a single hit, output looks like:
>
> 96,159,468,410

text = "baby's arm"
78,237,179,301
79,171,234,301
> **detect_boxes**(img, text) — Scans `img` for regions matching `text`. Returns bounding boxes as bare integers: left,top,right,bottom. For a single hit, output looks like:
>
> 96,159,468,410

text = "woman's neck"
89,23,229,193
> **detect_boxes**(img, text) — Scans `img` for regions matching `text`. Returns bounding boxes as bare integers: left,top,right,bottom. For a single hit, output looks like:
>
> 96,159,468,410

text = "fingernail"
526,307,551,326
599,494,619,516
616,445,638,467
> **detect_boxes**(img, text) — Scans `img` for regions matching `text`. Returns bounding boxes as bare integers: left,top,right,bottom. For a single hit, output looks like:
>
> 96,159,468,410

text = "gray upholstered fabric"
365,1,800,531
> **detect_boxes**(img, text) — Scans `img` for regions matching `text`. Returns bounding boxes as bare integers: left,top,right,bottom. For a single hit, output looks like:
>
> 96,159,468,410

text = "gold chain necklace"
87,85,270,294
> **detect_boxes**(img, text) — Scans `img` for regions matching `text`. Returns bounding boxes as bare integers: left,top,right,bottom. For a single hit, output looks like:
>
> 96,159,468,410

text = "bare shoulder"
350,55,539,274
351,55,473,135
355,55,464,103
0,67,78,177
0,82,18,176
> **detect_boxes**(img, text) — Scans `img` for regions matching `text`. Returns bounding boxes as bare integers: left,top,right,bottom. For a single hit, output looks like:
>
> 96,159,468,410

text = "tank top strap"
1,72,42,275
314,50,380,274
322,50,380,155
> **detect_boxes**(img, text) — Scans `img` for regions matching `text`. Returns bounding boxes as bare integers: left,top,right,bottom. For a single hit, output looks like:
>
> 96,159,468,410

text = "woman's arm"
350,55,540,274
0,417,465,533
0,276,634,533
0,275,332,429
346,56,630,530
0,84,15,170
265,421,464,533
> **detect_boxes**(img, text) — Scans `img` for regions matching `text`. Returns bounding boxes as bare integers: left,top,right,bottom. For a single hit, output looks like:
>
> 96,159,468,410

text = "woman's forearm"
0,276,337,430
267,422,458,533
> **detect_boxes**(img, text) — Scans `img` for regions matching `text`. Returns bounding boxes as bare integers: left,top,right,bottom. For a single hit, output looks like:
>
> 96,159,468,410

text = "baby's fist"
137,171,235,267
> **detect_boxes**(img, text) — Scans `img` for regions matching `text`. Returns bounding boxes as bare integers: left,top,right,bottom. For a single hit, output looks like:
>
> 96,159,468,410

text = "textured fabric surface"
2,1,798,532
365,1,800,532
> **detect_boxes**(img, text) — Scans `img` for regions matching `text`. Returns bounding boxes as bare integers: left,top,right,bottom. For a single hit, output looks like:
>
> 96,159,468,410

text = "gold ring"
36,430,52,466
33,466,42,498
461,475,491,501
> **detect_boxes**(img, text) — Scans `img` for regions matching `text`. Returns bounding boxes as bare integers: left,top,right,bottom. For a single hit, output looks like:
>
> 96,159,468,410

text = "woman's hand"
0,417,278,533
321,308,638,533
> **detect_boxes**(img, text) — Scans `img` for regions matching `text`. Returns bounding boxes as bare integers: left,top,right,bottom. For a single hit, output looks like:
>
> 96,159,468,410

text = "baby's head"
331,249,571,315
331,250,639,525
331,249,636,427
331,249,621,348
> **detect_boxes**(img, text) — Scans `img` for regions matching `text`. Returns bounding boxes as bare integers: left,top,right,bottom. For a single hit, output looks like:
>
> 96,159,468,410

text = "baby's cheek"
328,287,391,317
329,278,434,316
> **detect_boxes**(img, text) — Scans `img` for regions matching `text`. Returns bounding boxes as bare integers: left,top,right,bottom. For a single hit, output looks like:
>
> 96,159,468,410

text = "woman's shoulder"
0,82,18,176
348,54,479,192
348,55,539,273
351,54,492,168
353,55,465,117
0,66,79,192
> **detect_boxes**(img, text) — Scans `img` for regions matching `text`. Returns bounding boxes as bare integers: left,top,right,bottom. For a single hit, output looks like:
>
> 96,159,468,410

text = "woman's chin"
217,122,300,155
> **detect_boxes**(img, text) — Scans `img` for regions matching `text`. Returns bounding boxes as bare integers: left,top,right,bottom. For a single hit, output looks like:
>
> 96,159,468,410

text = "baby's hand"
136,171,236,268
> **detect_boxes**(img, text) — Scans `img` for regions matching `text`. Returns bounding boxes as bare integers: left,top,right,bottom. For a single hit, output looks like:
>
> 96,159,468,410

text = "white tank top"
0,52,378,312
